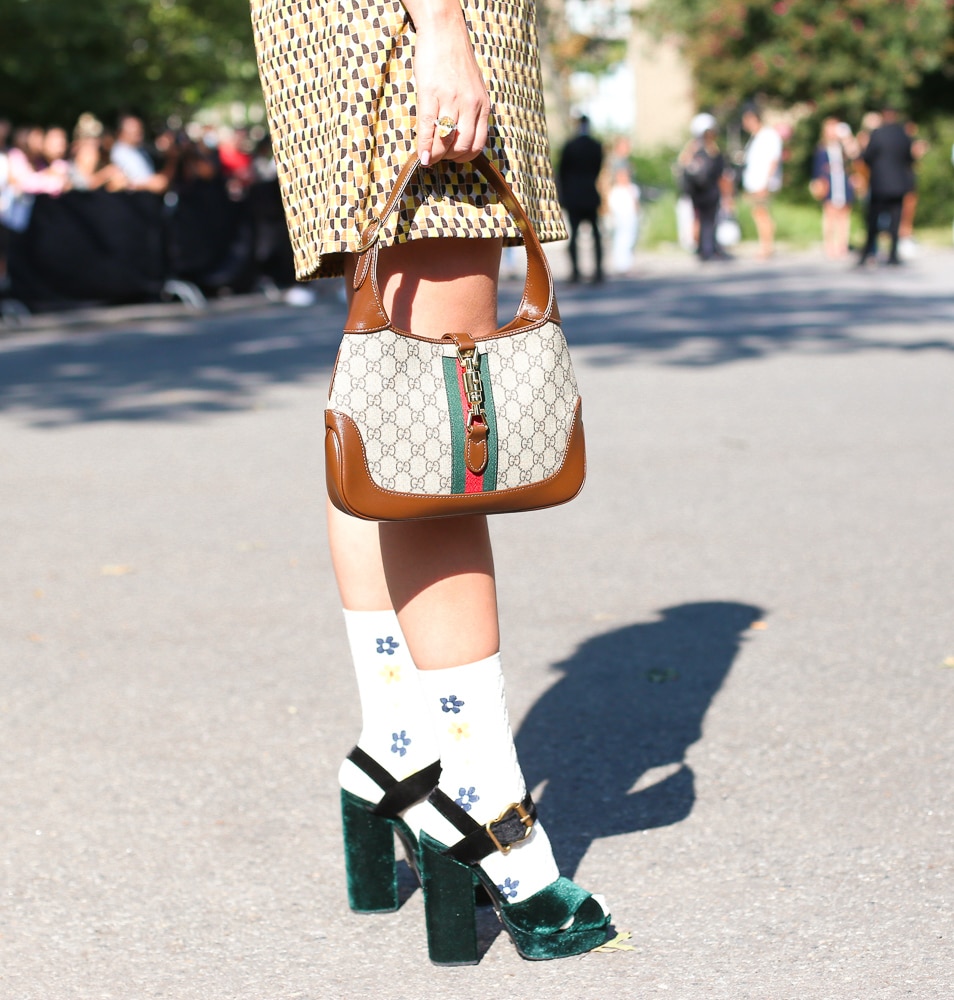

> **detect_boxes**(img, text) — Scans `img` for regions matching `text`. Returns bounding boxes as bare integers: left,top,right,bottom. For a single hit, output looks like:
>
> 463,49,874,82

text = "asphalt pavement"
2,245,952,999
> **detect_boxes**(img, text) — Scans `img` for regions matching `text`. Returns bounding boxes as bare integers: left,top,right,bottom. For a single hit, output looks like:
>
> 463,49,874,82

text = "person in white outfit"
741,106,783,258
606,165,640,275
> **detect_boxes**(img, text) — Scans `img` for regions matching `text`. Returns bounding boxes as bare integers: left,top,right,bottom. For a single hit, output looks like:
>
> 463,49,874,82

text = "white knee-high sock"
417,653,560,901
337,609,439,810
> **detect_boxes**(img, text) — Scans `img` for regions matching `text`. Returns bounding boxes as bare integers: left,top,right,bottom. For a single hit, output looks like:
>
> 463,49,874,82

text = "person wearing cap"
679,112,728,261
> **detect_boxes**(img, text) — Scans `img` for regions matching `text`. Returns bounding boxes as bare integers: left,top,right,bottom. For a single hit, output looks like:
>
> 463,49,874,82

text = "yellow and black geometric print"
250,0,567,280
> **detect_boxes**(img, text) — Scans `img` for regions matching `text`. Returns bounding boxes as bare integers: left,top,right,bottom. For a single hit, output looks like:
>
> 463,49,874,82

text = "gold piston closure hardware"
457,346,486,430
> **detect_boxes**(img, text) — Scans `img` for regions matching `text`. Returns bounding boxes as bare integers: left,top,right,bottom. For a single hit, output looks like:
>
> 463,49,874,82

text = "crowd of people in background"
805,109,927,265
672,103,927,267
0,103,937,307
0,113,275,206
0,112,281,290
553,101,930,282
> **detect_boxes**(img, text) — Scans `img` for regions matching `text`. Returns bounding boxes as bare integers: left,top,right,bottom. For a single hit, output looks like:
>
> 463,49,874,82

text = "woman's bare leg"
328,237,503,668
752,199,775,258
822,202,836,258
836,204,852,257
331,236,502,807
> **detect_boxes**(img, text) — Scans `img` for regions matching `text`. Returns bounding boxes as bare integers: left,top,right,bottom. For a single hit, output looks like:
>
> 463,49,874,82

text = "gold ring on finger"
436,116,458,139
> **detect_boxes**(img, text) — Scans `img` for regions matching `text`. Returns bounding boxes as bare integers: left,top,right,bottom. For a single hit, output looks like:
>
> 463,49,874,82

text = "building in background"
561,0,694,149
628,0,695,149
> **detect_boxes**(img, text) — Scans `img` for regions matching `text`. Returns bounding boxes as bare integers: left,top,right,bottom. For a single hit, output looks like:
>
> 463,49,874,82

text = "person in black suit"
859,109,914,266
558,115,604,282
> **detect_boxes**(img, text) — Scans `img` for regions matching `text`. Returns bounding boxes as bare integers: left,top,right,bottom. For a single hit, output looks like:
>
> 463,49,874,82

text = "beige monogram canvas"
249,0,567,279
328,323,579,494
487,324,579,486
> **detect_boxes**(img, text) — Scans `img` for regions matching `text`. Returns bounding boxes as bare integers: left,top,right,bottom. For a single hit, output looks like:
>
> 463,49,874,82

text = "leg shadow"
516,601,764,875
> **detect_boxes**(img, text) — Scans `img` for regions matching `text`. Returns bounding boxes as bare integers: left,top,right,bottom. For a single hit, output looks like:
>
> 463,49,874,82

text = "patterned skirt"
249,0,566,279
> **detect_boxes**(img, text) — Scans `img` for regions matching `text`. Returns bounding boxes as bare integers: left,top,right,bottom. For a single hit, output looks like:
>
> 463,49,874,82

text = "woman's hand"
402,1,490,165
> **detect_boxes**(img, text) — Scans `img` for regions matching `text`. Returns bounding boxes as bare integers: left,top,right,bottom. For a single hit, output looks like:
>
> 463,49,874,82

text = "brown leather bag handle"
344,151,557,335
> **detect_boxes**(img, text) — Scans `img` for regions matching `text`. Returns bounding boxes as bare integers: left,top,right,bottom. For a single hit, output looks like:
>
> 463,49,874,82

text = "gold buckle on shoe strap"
484,801,534,855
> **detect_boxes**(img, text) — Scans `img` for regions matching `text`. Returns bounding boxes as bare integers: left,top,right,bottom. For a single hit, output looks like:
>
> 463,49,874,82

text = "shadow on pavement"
517,601,764,877
0,298,347,427
552,264,954,367
2,257,952,426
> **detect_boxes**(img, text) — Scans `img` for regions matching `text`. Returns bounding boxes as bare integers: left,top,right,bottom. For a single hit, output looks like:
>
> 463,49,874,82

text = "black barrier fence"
4,179,296,313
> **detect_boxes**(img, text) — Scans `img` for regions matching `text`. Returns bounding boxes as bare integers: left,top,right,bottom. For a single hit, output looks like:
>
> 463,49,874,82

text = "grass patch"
638,191,680,247
639,191,827,249
635,192,954,252
911,225,954,247
630,137,954,252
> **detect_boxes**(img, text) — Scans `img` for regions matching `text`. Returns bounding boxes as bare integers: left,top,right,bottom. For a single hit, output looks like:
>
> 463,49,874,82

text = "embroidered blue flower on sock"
455,786,480,812
376,636,400,655
391,730,411,756
440,694,464,714
498,877,520,900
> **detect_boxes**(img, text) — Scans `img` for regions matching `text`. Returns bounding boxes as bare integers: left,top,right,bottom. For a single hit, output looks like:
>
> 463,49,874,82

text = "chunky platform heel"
341,788,409,912
340,747,441,914
419,789,611,963
419,832,481,965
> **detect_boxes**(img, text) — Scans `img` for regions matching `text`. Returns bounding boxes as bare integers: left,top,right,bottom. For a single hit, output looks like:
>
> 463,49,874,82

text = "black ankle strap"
346,746,441,818
428,787,537,866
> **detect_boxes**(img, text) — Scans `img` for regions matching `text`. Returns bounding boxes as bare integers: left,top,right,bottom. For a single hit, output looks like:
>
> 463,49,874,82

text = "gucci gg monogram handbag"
324,151,585,521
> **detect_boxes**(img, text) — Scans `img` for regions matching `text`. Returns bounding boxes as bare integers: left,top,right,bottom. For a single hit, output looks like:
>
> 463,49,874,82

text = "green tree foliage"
647,0,951,122
646,0,954,212
0,0,259,128
910,117,954,228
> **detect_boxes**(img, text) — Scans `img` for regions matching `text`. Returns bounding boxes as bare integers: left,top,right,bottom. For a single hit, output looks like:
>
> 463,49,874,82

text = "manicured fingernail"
420,150,431,166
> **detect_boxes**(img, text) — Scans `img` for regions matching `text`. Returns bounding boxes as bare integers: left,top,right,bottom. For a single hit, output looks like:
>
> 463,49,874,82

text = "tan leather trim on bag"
443,331,476,353
344,151,555,338
444,331,490,475
464,420,489,476
348,243,391,333
325,401,586,521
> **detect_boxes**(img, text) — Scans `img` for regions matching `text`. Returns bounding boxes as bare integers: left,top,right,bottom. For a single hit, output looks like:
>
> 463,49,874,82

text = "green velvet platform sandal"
340,746,441,913
419,788,611,965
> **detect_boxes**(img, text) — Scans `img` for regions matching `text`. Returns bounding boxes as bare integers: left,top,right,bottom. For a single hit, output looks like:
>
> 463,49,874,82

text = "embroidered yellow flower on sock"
448,722,471,741
379,663,402,684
